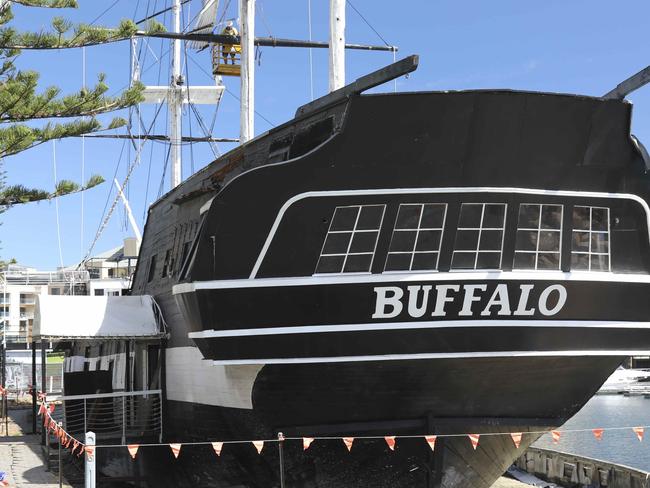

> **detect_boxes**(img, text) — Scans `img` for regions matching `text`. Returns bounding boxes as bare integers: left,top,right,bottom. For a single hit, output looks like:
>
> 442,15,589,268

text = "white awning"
34,295,164,340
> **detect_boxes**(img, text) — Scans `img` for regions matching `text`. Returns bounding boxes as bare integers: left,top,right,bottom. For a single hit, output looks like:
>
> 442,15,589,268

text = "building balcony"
19,298,35,305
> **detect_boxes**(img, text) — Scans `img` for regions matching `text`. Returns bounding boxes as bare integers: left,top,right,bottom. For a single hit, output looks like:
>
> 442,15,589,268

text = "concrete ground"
493,477,530,487
0,407,72,487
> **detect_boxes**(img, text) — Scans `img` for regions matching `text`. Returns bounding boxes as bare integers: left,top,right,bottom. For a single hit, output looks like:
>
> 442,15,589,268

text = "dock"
0,408,71,488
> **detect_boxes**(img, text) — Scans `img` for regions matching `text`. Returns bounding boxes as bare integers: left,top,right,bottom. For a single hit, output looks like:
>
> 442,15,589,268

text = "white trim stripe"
188,320,650,339
248,187,650,278
212,350,646,366
173,270,650,294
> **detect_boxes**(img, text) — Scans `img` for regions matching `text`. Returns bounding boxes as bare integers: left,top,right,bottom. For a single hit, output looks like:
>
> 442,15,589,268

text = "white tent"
34,295,164,340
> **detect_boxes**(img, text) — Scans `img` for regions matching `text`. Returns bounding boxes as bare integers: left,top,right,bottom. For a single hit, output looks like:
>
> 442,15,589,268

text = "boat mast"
329,0,346,92
170,0,183,188
239,0,255,143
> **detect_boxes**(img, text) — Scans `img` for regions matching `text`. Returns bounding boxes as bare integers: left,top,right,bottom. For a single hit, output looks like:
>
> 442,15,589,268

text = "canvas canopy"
34,295,164,340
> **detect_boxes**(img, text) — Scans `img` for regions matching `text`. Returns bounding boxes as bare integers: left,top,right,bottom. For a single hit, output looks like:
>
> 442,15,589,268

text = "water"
533,395,650,472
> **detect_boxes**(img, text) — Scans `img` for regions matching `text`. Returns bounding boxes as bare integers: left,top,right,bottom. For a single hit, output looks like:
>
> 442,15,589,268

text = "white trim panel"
188,320,650,339
248,187,650,278
173,270,650,294
213,350,647,366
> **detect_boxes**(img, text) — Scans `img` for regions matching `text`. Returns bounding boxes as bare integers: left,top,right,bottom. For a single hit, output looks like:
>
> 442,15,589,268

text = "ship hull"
130,354,623,488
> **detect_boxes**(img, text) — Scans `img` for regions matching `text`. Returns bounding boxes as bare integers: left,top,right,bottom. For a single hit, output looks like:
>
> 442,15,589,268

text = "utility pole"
239,0,255,143
329,0,346,92
169,0,183,188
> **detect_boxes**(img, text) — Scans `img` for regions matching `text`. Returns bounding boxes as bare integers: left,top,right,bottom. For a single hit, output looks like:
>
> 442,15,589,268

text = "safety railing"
47,390,163,444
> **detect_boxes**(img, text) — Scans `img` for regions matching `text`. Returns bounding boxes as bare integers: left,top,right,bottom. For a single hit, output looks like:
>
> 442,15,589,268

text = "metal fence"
47,390,163,444
4,361,64,399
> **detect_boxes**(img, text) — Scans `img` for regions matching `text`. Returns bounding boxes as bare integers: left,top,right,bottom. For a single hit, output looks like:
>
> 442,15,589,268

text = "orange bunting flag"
0,480,8,486
468,434,480,450
551,431,561,444
84,446,95,461
252,441,264,454
384,436,396,451
343,437,354,452
211,442,223,457
127,445,139,460
633,427,645,442
425,435,437,451
303,437,314,451
170,443,182,459
37,404,46,416
511,433,523,449
48,404,55,414
592,428,604,441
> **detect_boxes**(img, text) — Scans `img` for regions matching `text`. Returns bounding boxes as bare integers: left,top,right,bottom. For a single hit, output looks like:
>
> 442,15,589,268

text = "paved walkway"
0,408,72,487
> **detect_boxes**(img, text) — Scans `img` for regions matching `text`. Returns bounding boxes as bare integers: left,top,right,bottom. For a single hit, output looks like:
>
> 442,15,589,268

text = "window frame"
450,202,508,271
571,205,611,272
513,203,564,271
383,203,448,273
314,204,386,275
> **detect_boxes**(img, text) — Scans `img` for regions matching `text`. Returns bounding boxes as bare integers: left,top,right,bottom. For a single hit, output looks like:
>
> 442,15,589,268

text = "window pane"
572,232,589,252
590,254,609,271
458,204,482,228
395,205,422,229
514,252,536,269
591,208,608,231
411,252,438,271
455,230,479,251
331,207,359,231
316,255,345,273
538,231,560,252
415,230,441,252
317,204,385,274
385,253,412,271
483,204,506,228
357,206,384,230
572,207,590,230
518,204,540,229
322,232,352,255
571,253,589,270
349,232,378,253
476,252,500,269
537,253,560,270
479,230,502,251
343,254,373,273
591,233,609,253
451,252,475,269
541,205,563,230
389,231,417,252
516,230,538,251
421,204,446,228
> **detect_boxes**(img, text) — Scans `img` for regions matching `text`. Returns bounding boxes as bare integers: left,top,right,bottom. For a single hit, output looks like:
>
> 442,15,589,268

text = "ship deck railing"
46,389,163,445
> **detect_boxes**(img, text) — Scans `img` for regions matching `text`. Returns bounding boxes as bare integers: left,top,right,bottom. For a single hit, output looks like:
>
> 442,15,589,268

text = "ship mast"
239,0,255,143
329,0,346,92
169,0,183,188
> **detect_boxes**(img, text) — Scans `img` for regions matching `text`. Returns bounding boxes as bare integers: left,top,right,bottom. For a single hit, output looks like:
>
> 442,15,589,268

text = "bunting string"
35,397,648,460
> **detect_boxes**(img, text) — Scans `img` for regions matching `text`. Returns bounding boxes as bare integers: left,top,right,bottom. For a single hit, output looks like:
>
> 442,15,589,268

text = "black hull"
97,355,622,488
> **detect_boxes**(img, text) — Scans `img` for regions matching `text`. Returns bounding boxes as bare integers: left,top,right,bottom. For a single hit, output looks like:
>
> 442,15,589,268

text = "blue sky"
2,0,650,270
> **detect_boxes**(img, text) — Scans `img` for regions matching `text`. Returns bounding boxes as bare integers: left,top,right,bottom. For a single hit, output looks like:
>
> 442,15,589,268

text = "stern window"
451,203,507,270
513,204,563,270
571,206,611,271
315,205,385,274
384,203,447,272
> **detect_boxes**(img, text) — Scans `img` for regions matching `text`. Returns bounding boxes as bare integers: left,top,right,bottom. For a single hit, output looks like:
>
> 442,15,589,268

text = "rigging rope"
52,140,65,269
307,0,314,100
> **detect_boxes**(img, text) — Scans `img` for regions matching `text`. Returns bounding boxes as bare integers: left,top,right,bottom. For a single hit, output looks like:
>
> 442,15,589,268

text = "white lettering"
407,285,433,318
372,286,404,319
459,284,488,316
538,284,567,316
432,285,460,317
514,284,536,316
480,284,512,316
